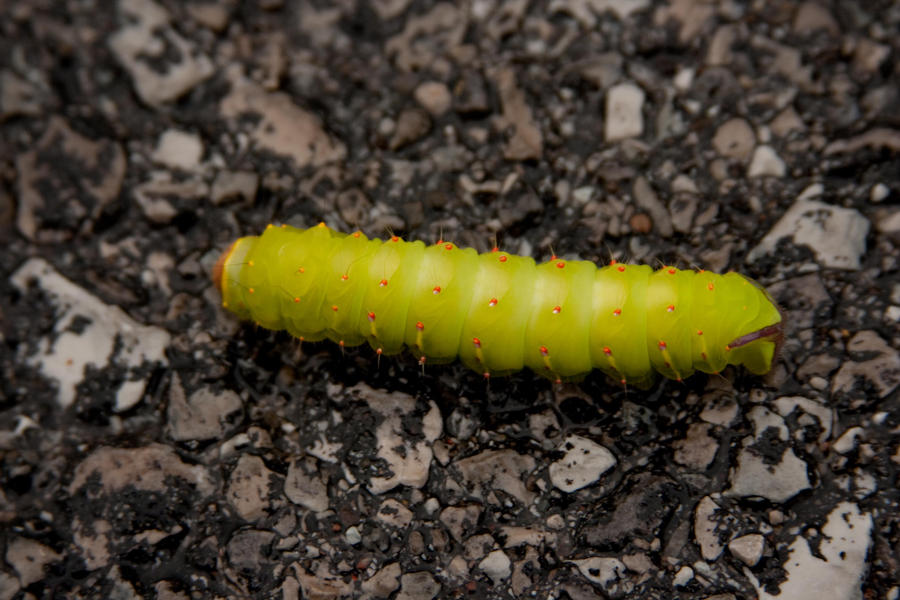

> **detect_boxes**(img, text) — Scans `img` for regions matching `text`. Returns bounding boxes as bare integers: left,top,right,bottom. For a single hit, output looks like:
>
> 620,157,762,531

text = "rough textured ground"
1,0,899,599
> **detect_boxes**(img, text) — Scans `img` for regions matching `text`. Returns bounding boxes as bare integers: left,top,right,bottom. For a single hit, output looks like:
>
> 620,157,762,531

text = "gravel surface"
1,1,899,599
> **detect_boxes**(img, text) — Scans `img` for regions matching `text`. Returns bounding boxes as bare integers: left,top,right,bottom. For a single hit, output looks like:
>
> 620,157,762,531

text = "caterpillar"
213,223,783,386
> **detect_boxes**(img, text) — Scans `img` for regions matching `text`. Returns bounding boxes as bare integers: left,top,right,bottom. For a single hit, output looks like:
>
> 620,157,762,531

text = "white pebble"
605,82,645,141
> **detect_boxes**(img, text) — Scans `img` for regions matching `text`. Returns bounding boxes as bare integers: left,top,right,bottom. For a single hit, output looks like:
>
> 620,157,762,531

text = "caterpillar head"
212,240,238,292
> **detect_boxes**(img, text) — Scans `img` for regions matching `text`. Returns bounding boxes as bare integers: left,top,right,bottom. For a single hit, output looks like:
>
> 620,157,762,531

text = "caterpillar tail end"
726,306,785,375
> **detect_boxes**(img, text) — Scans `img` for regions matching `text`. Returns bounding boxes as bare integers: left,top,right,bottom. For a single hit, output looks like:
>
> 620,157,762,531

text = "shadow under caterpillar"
213,223,783,386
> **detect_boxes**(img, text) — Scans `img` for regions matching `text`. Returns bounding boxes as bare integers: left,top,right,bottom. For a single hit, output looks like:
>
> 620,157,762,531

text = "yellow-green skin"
216,223,782,386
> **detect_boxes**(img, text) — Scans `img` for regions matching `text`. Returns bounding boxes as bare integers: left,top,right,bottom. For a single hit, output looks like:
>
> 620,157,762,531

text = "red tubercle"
498,255,508,263
488,298,498,307
556,261,565,269
617,265,625,272
539,345,549,356
472,337,481,348
416,321,424,330
379,278,388,287
613,308,622,316
552,305,561,314
367,311,376,321
432,285,442,294
658,340,667,350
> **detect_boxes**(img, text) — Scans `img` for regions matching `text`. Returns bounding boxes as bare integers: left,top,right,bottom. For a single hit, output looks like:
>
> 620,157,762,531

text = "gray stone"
390,108,431,150
793,1,839,35
227,455,278,521
294,561,352,599
633,176,674,237
712,118,755,162
725,408,810,503
5,538,62,587
673,423,718,470
0,69,51,120
747,145,786,177
376,498,413,529
453,449,536,504
11,258,169,409
774,396,833,442
440,504,483,543
350,384,441,494
0,570,19,600
728,533,764,566
833,331,900,398
464,533,495,561
747,184,869,270
167,377,242,442
16,117,125,243
226,529,275,575
694,496,726,561
152,129,204,171
492,67,543,160
220,66,346,168
570,557,625,590
414,81,452,116
748,502,872,600
824,128,900,156
605,82,645,141
361,562,401,598
284,458,329,512
549,435,616,493
134,177,208,224
210,171,259,205
479,549,511,584
108,0,213,105
396,571,440,600
673,565,694,587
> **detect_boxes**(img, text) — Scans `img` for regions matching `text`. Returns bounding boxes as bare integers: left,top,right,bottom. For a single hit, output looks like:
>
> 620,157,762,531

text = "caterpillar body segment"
214,224,783,385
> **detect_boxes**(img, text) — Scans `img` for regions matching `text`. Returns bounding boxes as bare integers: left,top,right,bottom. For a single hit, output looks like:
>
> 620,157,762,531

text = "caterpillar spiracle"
213,223,783,386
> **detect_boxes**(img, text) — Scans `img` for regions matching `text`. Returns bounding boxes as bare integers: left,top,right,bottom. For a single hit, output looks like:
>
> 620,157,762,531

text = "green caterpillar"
213,223,783,386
